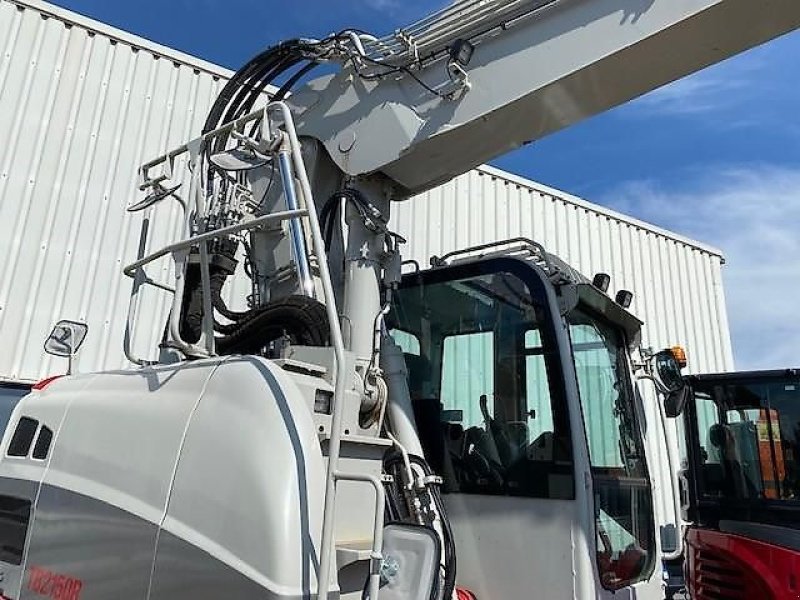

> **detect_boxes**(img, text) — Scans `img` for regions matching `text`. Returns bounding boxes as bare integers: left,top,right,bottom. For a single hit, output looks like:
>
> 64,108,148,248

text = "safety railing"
122,101,354,599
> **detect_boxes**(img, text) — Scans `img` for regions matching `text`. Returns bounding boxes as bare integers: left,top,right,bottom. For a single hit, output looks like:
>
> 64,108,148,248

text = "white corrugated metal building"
0,0,733,551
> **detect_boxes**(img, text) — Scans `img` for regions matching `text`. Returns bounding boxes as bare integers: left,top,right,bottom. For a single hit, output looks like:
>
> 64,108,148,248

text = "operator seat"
709,423,758,499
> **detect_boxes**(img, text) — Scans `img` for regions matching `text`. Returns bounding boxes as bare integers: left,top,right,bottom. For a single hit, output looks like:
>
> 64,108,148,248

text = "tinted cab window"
391,262,574,500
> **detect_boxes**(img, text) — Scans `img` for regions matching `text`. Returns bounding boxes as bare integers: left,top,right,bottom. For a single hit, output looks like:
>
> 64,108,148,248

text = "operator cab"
677,369,800,599
681,369,800,526
388,244,658,596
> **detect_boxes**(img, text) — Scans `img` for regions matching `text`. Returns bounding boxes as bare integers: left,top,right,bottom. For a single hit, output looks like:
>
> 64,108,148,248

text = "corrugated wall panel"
0,0,230,379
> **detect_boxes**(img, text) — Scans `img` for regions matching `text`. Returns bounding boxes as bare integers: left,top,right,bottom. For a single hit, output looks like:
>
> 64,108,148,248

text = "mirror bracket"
44,320,89,375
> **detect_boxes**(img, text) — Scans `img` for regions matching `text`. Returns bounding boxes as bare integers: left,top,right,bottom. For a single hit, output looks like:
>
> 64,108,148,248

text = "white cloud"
632,75,748,116
603,165,800,371
627,42,771,119
361,0,402,11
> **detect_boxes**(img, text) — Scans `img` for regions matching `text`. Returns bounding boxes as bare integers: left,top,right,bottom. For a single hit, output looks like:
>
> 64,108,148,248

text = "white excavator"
0,1,798,599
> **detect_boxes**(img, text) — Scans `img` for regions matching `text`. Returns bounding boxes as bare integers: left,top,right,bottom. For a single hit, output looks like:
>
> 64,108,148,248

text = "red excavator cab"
679,370,800,600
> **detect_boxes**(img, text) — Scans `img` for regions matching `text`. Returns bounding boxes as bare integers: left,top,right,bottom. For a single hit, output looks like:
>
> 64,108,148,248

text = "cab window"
691,378,800,502
390,264,574,500
569,309,655,590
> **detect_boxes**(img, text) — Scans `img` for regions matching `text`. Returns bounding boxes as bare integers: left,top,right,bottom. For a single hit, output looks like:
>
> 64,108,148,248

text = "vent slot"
7,417,39,457
693,547,748,600
32,426,53,460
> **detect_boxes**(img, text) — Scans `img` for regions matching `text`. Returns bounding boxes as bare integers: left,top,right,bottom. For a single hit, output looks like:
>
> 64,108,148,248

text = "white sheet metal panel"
0,0,243,380
394,165,734,550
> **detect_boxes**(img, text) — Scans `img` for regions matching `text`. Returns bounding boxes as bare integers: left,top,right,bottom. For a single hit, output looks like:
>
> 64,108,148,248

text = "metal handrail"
122,209,307,278
269,100,349,600
332,471,386,600
124,198,186,366
138,107,269,187
122,209,307,363
430,236,548,266
124,102,352,600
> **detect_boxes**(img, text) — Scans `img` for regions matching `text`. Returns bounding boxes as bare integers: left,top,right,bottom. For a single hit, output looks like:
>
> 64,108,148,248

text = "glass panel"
693,378,800,502
568,309,654,590
441,332,493,429
525,336,554,445
390,267,573,499
692,392,726,497
595,483,654,589
390,329,420,356
0,386,27,437
525,329,542,348
770,382,800,500
721,408,762,499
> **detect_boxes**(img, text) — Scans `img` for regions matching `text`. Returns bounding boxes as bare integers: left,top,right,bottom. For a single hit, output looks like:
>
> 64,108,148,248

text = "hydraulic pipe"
381,338,425,457
276,146,315,298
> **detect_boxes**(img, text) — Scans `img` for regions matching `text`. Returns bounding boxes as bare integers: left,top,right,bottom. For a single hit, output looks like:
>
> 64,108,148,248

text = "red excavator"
668,368,800,600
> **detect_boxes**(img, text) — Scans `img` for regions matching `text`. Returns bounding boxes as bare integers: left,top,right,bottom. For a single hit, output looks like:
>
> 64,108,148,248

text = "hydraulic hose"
215,295,329,354
383,452,457,600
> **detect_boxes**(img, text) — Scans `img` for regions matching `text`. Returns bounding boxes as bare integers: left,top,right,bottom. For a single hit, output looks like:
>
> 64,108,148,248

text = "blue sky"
48,0,800,370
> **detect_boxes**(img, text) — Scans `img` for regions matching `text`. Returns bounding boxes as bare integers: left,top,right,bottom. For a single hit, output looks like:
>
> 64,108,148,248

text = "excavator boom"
291,0,800,195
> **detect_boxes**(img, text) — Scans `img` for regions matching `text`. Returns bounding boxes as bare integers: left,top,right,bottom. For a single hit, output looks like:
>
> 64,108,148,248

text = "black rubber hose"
209,269,251,322
205,39,314,129
431,475,457,600
382,453,451,600
383,481,403,522
399,454,457,600
202,41,300,133
209,57,291,156
222,55,296,125
215,295,329,354
241,57,319,138
180,263,240,342
320,192,344,251
273,59,319,100
179,262,204,344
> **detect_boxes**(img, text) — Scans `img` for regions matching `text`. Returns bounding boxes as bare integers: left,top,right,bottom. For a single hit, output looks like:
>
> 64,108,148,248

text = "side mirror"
654,347,689,417
654,349,685,392
44,320,88,375
664,385,690,418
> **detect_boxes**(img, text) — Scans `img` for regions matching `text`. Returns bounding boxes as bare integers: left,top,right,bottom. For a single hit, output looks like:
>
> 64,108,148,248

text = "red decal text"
27,566,82,600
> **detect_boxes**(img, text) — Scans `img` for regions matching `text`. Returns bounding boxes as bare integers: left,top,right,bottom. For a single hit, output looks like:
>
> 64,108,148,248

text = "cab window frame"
567,305,656,591
684,374,800,530
391,256,575,500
